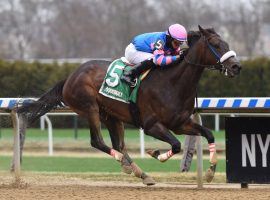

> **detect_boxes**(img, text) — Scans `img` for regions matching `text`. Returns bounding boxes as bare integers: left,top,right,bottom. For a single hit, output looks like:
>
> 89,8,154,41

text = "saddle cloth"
99,57,150,103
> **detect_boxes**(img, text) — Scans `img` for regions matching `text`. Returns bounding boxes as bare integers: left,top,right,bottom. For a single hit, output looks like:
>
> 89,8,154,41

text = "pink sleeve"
153,49,178,66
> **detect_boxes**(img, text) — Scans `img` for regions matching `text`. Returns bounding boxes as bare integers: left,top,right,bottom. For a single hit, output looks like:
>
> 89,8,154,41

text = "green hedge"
198,57,270,97
1,57,269,98
0,57,270,128
0,60,79,128
0,60,77,97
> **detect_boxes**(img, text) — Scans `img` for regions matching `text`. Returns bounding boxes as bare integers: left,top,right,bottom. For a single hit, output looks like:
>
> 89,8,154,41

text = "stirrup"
121,75,137,87
130,78,137,88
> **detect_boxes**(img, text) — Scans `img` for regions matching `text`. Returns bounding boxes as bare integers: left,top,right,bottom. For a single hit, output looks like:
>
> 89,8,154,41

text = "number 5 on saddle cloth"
99,57,150,104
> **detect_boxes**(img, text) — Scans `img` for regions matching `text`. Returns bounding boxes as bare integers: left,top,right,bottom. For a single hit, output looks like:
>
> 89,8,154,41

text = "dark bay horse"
18,25,241,185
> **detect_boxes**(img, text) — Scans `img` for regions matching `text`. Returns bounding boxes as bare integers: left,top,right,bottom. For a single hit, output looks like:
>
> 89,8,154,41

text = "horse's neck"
168,48,205,101
171,59,204,91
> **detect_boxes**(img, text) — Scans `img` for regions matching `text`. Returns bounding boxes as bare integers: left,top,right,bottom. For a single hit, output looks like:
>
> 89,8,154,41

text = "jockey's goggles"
172,39,185,46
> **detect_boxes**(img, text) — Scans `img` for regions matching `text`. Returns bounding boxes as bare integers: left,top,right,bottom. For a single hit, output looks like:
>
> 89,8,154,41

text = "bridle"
184,34,236,76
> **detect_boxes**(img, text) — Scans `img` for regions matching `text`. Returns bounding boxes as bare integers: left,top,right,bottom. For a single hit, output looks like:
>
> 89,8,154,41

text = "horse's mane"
187,31,201,47
187,28,218,47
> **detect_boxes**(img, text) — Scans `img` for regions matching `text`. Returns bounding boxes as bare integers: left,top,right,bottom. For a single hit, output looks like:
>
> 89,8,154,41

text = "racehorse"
18,25,241,185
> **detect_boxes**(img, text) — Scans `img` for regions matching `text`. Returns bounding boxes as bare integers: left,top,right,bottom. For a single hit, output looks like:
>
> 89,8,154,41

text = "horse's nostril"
233,64,241,70
232,64,241,74
232,65,238,69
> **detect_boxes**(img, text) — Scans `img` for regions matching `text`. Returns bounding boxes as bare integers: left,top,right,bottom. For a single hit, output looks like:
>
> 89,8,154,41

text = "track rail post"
10,110,20,178
180,113,203,188
139,128,145,158
193,112,203,189
44,115,53,155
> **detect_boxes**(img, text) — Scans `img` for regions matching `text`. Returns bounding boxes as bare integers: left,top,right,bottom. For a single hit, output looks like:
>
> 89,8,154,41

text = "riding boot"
121,59,155,86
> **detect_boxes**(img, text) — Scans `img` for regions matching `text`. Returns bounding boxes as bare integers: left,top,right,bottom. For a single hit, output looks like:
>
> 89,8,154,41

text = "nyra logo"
242,134,270,167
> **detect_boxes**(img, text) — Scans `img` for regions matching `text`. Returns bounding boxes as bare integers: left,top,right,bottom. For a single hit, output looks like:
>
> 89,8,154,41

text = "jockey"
121,23,188,86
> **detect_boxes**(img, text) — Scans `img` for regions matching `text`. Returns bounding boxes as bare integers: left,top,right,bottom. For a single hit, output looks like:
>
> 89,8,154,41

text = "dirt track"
1,174,270,200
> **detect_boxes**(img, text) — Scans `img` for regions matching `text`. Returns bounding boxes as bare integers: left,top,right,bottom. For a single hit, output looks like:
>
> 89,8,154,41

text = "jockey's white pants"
125,43,154,64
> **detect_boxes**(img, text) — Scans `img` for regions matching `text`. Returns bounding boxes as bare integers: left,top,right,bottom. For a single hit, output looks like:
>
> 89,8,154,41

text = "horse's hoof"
121,164,132,174
205,168,214,182
146,149,160,159
205,164,216,183
142,175,155,186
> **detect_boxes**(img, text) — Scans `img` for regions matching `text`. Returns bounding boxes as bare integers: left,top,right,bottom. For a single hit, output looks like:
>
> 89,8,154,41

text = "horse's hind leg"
86,106,125,163
100,115,131,173
174,118,217,182
101,115,155,185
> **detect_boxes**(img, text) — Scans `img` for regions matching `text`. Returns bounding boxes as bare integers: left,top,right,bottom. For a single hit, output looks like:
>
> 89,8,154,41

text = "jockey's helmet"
166,24,187,42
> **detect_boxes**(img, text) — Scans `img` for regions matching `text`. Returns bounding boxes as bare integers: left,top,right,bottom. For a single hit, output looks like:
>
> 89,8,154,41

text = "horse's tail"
17,79,66,124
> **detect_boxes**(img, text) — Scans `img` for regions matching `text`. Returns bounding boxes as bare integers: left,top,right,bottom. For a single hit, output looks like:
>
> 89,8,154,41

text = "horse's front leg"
174,118,217,182
144,121,181,162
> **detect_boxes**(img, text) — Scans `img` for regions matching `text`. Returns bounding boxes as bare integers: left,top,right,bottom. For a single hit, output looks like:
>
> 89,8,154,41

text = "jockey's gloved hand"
177,51,185,61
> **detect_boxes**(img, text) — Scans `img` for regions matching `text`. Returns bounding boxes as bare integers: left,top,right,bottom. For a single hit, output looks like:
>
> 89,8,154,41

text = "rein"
184,56,221,70
184,35,236,75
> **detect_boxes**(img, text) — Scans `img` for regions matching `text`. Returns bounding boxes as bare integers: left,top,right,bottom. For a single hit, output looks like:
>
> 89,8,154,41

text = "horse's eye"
209,38,220,48
212,42,220,48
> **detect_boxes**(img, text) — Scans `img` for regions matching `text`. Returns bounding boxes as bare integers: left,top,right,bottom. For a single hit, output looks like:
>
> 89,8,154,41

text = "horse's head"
187,25,242,77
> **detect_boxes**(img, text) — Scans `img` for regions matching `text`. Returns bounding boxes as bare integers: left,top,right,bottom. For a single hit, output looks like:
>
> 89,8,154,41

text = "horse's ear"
198,25,208,36
198,25,203,32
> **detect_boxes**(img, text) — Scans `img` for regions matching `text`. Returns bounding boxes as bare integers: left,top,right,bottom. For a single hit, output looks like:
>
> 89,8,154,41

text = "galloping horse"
18,25,241,185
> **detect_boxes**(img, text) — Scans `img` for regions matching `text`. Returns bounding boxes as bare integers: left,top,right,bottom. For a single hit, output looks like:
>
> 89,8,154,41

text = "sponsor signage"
225,117,270,183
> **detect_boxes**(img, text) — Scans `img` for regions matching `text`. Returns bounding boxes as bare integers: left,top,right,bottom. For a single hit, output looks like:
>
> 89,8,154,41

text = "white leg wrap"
209,143,217,164
110,149,123,161
157,150,173,162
